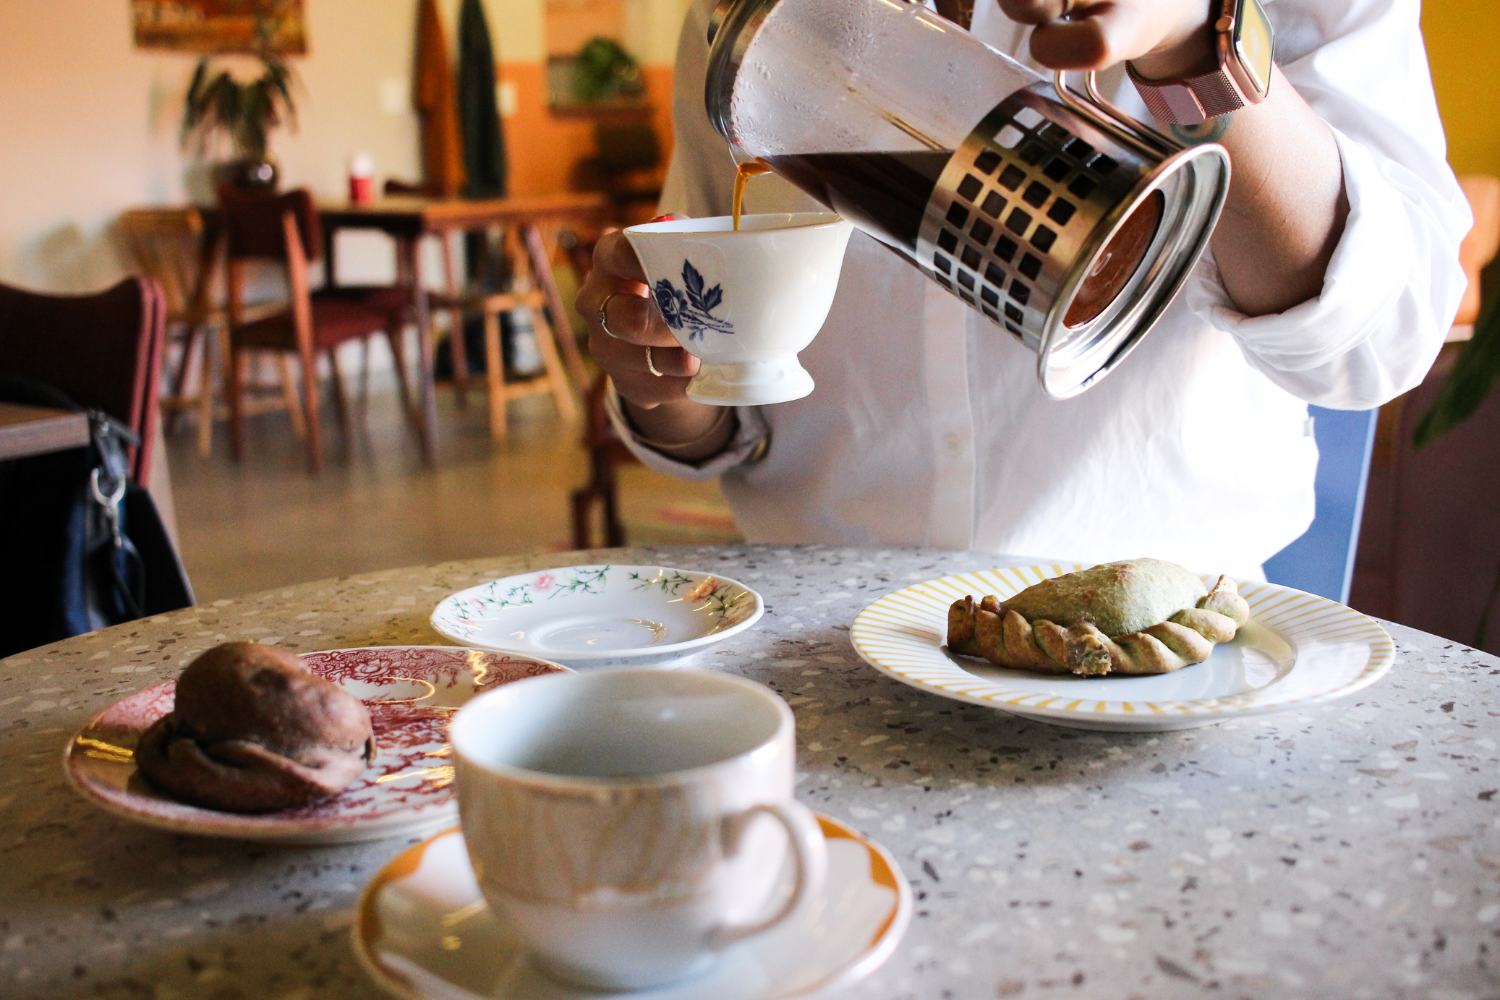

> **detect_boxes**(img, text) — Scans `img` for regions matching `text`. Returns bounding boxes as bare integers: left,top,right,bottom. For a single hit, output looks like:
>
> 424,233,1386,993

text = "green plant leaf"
178,54,298,161
571,36,640,103
1413,287,1500,448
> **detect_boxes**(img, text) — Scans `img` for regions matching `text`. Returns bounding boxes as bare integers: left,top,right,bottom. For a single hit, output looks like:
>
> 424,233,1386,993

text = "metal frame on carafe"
917,73,1230,397
704,0,1232,399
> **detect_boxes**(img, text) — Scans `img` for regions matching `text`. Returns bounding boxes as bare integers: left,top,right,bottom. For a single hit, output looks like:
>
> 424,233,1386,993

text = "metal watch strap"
1126,61,1247,126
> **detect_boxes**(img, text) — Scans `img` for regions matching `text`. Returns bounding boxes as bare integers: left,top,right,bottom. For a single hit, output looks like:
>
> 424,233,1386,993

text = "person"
576,0,1470,577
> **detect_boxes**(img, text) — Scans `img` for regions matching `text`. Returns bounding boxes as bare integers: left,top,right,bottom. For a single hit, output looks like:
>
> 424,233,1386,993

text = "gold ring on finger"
645,345,664,377
596,293,623,339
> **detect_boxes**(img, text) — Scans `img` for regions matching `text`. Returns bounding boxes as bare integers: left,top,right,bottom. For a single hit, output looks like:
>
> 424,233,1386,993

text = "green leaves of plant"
180,55,297,161
1413,288,1500,449
571,37,643,103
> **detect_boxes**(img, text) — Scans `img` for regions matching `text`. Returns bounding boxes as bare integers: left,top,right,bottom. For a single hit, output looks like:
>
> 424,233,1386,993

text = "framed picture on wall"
132,0,308,55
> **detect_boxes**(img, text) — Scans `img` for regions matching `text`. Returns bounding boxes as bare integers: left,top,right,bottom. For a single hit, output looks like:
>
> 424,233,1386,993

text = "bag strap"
86,411,145,619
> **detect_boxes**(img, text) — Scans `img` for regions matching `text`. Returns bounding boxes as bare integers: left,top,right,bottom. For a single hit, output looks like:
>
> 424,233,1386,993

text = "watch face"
1233,0,1275,96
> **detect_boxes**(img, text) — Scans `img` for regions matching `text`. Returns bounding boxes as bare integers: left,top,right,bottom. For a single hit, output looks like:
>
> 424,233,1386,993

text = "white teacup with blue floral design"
624,213,854,405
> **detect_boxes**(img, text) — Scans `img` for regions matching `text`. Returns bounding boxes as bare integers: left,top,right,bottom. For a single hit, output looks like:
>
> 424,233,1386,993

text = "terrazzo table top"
2,545,1498,1000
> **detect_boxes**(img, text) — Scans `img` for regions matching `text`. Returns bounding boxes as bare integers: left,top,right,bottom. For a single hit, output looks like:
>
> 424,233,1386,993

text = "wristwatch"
1126,0,1275,126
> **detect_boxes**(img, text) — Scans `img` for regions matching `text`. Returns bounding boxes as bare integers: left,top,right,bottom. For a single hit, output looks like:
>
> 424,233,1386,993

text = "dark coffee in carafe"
763,151,950,253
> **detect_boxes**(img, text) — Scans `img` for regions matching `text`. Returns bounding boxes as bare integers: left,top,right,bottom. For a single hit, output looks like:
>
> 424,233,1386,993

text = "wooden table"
4,544,1497,999
319,193,605,462
0,401,88,461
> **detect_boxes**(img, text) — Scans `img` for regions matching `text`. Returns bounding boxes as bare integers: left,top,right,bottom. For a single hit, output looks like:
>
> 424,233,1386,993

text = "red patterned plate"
62,647,568,845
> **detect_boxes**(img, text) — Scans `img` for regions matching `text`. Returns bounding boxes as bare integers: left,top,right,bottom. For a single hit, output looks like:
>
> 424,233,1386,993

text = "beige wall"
0,0,682,293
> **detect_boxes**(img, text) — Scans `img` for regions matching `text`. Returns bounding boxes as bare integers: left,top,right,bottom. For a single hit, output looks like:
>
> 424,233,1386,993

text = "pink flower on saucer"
535,573,556,591
684,577,719,602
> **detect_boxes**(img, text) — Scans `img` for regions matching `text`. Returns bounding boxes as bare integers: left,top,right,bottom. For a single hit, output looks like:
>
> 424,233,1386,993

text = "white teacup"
451,668,828,991
624,213,854,405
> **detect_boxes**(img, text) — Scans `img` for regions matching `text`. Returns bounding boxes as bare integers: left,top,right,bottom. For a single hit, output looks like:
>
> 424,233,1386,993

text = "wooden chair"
479,225,578,437
117,206,313,457
0,276,166,485
218,187,413,471
116,207,223,457
0,276,198,651
424,224,580,439
570,373,635,548
383,178,472,404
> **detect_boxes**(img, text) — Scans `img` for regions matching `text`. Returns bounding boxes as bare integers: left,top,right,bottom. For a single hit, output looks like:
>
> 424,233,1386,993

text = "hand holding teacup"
576,213,853,442
623,213,852,406
577,226,737,459
578,226,704,409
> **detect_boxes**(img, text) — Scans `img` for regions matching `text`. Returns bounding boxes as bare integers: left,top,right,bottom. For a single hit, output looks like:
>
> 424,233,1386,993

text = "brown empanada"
948,560,1251,676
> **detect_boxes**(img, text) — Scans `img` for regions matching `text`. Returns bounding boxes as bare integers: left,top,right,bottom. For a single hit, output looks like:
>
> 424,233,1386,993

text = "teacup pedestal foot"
687,360,814,406
530,951,720,992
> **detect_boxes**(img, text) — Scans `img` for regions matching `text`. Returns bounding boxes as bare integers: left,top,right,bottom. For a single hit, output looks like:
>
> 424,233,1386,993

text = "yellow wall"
1422,4,1500,177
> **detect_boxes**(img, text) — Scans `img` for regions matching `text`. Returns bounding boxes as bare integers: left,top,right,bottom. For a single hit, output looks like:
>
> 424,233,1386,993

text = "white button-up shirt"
611,0,1471,577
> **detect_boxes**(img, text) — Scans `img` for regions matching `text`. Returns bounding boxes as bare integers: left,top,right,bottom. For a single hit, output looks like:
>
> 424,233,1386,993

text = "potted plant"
571,37,644,104
1413,290,1500,448
181,53,297,190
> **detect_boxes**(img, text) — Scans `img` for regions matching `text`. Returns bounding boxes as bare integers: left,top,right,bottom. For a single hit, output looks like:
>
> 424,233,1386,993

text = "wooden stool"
429,224,580,438
118,207,308,456
476,289,579,436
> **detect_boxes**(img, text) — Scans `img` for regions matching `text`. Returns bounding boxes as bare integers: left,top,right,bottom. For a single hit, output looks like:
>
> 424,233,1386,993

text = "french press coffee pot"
705,0,1231,398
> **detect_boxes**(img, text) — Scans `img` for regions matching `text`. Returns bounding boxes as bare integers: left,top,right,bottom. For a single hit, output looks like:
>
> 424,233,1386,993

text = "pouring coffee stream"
732,159,773,231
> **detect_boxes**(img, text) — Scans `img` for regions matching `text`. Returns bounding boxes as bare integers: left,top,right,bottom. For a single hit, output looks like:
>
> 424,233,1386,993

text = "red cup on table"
349,153,375,205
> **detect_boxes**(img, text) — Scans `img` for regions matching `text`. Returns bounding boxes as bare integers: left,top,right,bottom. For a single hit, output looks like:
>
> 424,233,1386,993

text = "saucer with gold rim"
353,815,911,1000
430,565,764,669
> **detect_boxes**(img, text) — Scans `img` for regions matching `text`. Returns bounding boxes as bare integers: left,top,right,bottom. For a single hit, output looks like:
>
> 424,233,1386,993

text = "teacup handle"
708,800,828,950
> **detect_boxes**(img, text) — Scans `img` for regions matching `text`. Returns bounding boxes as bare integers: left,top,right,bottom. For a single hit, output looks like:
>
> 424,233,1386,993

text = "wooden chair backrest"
0,277,166,485
218,187,323,265
216,188,317,353
116,207,207,322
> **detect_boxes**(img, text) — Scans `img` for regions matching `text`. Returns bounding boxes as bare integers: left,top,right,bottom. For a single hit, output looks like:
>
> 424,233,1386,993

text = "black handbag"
0,373,194,657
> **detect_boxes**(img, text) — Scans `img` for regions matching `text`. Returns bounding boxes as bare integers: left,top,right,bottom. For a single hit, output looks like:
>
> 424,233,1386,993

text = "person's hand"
574,224,736,457
997,0,1217,81
575,227,701,410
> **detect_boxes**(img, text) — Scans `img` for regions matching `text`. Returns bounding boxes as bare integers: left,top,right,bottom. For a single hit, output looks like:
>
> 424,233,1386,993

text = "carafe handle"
1053,70,1180,158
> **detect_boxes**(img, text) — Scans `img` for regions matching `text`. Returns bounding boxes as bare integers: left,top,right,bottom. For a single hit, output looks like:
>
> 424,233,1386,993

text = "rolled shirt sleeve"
604,379,771,481
1186,0,1472,410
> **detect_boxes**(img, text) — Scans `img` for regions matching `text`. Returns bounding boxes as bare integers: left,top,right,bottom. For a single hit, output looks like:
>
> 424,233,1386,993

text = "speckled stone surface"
2,545,1498,1000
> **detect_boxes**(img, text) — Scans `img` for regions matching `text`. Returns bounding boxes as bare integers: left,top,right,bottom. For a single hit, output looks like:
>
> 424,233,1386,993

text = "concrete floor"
163,379,741,603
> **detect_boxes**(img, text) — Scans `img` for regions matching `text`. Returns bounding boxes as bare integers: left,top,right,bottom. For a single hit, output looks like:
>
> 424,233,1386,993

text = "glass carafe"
705,0,1230,398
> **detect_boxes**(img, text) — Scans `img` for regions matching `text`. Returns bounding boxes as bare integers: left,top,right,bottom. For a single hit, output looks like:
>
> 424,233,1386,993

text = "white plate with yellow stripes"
850,565,1396,732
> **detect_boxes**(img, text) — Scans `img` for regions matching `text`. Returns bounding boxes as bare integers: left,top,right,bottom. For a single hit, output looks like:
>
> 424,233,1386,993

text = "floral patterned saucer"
63,647,568,845
429,565,764,668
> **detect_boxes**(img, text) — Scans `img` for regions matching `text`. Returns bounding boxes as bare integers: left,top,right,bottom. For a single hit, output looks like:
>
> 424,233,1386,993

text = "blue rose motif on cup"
652,260,733,341
653,281,686,328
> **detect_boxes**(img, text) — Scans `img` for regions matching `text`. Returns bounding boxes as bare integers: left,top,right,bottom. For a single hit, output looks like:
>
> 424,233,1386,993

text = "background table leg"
525,224,589,392
441,231,469,408
406,237,438,464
